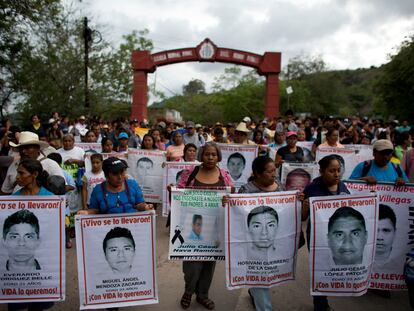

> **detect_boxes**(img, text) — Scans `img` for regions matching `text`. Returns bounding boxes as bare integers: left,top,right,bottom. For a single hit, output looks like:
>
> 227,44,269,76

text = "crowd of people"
0,109,413,311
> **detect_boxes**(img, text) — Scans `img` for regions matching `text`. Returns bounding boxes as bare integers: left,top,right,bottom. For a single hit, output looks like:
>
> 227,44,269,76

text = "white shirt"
58,146,85,163
83,170,105,205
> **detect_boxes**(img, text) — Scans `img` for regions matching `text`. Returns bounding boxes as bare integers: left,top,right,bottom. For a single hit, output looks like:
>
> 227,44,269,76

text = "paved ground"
1,210,412,311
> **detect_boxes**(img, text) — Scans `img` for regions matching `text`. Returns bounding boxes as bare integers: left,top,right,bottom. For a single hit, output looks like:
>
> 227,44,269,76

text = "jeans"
250,288,272,311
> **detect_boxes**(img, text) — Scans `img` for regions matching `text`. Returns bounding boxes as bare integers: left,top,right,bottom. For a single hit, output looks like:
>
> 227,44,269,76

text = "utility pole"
83,17,92,109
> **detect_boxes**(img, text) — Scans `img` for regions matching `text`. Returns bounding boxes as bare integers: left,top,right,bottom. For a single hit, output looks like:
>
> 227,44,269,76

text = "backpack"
361,160,403,178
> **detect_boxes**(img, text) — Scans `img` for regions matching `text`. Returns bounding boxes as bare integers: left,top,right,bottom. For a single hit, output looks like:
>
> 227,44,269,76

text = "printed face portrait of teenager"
227,152,246,181
247,206,279,251
103,227,136,274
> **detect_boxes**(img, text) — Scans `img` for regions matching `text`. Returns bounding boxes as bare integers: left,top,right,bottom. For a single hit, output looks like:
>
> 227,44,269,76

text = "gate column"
131,71,148,121
265,74,279,120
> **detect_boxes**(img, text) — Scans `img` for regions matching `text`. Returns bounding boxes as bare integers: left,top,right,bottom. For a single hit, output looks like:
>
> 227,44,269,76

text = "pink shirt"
177,166,234,188
318,142,345,148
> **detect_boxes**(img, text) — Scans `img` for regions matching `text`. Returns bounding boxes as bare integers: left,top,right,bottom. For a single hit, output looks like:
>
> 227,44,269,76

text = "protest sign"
127,149,166,203
280,162,319,192
169,187,228,260
316,147,358,180
218,143,258,188
345,181,414,290
0,196,66,303
75,143,102,154
85,153,127,173
225,191,300,289
297,141,315,162
345,144,373,163
310,193,378,296
161,162,197,217
75,212,158,309
267,146,279,162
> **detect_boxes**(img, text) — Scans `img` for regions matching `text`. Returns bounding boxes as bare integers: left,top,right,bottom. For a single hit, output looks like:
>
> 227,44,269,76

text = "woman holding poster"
302,155,350,311
10,158,55,311
80,157,154,214
238,156,283,311
176,142,233,310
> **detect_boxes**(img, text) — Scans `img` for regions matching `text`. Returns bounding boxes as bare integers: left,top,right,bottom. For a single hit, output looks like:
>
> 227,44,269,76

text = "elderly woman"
58,134,85,167
176,142,233,310
81,157,153,214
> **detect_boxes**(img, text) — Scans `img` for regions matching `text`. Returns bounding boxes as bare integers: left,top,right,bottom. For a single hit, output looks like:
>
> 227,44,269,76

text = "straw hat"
235,122,251,133
9,131,49,149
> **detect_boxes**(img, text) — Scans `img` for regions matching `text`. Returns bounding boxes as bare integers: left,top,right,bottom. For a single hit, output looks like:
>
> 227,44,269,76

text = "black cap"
102,157,128,175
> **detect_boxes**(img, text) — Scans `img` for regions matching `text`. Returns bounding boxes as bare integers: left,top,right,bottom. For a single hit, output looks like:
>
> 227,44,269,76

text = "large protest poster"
127,149,166,203
218,143,258,188
297,141,315,162
169,187,229,260
310,193,378,296
280,162,319,192
0,196,66,303
161,162,197,217
225,191,300,289
345,181,414,290
345,144,373,163
84,152,127,173
267,146,279,162
75,143,102,154
75,212,158,309
315,147,358,180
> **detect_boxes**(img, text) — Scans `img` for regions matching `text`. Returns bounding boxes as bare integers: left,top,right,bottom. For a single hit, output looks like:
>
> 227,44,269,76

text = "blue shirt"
188,230,203,241
89,179,145,214
350,161,409,183
13,186,54,196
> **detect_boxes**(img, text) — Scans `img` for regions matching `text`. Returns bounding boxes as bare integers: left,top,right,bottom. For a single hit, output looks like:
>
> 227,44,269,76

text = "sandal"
196,297,215,310
180,292,192,309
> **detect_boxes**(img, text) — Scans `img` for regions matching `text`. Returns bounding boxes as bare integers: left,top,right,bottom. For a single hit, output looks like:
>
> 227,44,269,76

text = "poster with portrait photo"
161,162,197,217
0,196,66,303
345,181,413,290
84,152,127,173
310,193,378,296
217,143,258,189
297,141,315,162
127,149,166,203
75,212,158,309
169,187,229,260
280,162,319,192
315,147,358,180
75,142,102,154
225,191,300,290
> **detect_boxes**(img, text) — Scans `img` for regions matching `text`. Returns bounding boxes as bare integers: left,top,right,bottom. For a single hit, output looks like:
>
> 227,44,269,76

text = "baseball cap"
118,132,129,139
186,121,195,128
286,131,298,138
373,139,394,151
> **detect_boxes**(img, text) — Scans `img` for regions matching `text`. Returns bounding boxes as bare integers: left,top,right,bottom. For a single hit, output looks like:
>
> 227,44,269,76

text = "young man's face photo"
376,218,396,259
137,160,153,176
248,212,278,249
4,223,40,266
227,157,244,180
104,237,136,274
328,216,367,265
285,174,310,192
192,218,202,236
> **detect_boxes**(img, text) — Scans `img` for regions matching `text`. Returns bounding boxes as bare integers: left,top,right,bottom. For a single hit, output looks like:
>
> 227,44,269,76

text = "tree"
283,54,327,80
376,35,414,119
182,79,206,96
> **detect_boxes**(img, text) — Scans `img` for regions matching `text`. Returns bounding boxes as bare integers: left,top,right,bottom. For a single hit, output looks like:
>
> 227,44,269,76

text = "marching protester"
101,137,114,153
183,121,205,148
176,142,234,310
140,133,158,150
58,134,85,167
81,153,105,211
232,122,255,145
302,155,351,311
150,128,166,150
237,156,283,311
275,131,304,167
166,131,185,161
79,157,154,215
182,143,198,162
349,139,409,186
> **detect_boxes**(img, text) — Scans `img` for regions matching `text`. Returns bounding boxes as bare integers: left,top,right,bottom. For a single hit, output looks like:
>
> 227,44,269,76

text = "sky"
74,0,414,102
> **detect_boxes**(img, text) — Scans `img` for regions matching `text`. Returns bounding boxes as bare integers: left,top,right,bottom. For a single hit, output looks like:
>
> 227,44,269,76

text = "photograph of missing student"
315,147,358,179
75,212,158,309
225,192,300,289
297,141,314,162
0,197,65,303
218,144,258,189
127,149,166,203
169,187,228,260
309,193,378,296
345,181,413,290
161,162,197,217
281,163,319,192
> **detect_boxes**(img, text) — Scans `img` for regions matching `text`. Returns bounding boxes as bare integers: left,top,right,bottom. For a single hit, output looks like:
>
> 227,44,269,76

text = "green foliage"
182,79,206,96
376,35,414,119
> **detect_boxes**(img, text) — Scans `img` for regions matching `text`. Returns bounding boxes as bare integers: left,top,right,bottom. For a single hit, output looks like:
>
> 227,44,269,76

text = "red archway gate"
131,38,281,121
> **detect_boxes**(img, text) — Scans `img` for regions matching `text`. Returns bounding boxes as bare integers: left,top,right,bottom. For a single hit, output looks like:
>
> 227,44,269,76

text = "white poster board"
316,147,358,180
280,162,319,192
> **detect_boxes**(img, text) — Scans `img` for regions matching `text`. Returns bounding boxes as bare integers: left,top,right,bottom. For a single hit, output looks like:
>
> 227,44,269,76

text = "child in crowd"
81,153,106,211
